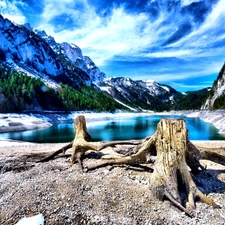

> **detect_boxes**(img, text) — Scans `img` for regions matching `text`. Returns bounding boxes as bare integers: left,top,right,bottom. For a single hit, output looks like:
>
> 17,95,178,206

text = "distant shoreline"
157,110,225,134
0,110,225,136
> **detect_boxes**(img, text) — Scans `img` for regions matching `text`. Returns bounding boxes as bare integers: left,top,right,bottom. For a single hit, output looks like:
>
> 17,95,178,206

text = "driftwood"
39,115,220,216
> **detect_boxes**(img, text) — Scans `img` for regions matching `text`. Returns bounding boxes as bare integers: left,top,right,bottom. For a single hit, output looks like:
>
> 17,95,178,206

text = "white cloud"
181,0,201,7
146,46,225,60
135,59,223,86
41,0,77,22
38,4,153,64
36,0,181,65
169,82,210,91
0,0,26,24
147,49,197,58
200,0,225,30
170,0,225,49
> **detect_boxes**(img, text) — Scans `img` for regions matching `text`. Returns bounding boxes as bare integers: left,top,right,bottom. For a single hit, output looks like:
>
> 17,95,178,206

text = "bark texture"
149,119,219,215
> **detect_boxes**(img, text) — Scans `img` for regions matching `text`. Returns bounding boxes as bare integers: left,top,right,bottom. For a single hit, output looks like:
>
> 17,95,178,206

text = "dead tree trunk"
150,119,219,212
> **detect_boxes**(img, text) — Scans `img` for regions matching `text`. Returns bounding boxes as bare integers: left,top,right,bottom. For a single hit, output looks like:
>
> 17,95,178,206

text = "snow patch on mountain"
97,77,178,111
35,29,106,83
114,99,137,111
11,61,60,89
202,63,225,109
161,86,170,92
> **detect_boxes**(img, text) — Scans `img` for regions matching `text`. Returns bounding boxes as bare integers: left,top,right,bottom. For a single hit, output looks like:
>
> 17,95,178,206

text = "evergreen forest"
0,65,126,112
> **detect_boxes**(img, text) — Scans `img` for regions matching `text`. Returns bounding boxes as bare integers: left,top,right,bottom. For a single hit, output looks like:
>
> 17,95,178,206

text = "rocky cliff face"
0,15,105,88
202,63,225,109
0,16,64,77
35,29,106,84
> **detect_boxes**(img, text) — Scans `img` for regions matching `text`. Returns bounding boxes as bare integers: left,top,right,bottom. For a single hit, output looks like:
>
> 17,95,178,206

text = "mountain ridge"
0,14,223,112
0,14,105,87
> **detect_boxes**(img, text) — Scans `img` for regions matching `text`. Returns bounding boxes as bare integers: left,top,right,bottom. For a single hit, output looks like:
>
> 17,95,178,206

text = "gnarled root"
38,142,73,162
86,135,156,171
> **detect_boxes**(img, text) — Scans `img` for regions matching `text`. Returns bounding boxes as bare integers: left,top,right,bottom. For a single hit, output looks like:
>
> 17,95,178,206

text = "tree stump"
39,115,139,169
150,119,219,210
86,118,219,215
70,115,99,171
39,116,220,215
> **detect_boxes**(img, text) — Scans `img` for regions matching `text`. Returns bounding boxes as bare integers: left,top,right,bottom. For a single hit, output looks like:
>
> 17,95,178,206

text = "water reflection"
0,115,225,143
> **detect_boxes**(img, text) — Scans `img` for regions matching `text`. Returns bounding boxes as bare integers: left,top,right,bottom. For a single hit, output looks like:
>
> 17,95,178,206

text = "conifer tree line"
0,65,126,112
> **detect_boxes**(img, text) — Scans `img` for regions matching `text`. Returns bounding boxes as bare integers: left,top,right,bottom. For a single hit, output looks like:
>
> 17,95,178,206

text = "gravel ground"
0,141,225,225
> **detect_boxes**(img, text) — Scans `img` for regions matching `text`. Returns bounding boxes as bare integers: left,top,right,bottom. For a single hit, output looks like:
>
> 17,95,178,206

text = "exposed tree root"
38,115,221,216
38,116,140,170
164,191,194,218
38,142,73,162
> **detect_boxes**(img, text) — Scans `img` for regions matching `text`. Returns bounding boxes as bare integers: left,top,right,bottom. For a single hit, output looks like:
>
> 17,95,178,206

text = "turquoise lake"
1,115,225,143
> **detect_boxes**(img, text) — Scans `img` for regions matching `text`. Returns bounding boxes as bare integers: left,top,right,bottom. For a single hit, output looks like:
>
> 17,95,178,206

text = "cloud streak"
1,0,225,91
0,0,26,24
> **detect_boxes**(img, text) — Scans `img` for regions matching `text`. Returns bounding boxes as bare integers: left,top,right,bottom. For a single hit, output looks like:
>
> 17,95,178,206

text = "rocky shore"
0,141,225,225
0,113,52,133
199,110,225,134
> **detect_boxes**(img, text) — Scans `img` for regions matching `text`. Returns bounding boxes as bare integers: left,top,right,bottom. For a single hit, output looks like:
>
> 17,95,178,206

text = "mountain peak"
60,42,83,62
23,23,32,31
0,14,106,86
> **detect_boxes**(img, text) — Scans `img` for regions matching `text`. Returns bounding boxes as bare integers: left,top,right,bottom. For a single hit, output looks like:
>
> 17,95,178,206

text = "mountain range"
0,14,224,112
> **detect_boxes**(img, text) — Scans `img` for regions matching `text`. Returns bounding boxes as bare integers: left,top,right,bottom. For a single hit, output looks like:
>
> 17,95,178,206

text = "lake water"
1,115,225,143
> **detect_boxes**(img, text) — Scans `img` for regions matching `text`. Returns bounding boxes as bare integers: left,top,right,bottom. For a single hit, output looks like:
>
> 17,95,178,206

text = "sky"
0,0,225,92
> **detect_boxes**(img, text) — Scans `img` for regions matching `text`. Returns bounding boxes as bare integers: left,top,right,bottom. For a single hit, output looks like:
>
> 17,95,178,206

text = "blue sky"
0,0,225,92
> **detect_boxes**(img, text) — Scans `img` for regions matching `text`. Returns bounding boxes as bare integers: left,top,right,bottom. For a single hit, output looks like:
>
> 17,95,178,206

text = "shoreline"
1,139,225,147
0,110,225,137
158,110,225,134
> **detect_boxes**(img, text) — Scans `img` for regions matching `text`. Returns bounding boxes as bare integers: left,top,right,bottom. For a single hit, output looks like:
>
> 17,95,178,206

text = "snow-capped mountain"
97,77,178,111
35,29,106,84
0,15,105,88
202,63,225,109
0,15,212,112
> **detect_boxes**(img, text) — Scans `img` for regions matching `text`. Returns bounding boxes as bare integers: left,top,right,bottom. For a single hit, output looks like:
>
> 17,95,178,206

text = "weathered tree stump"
39,115,139,171
85,118,220,216
39,115,220,215
149,119,219,215
70,115,99,171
